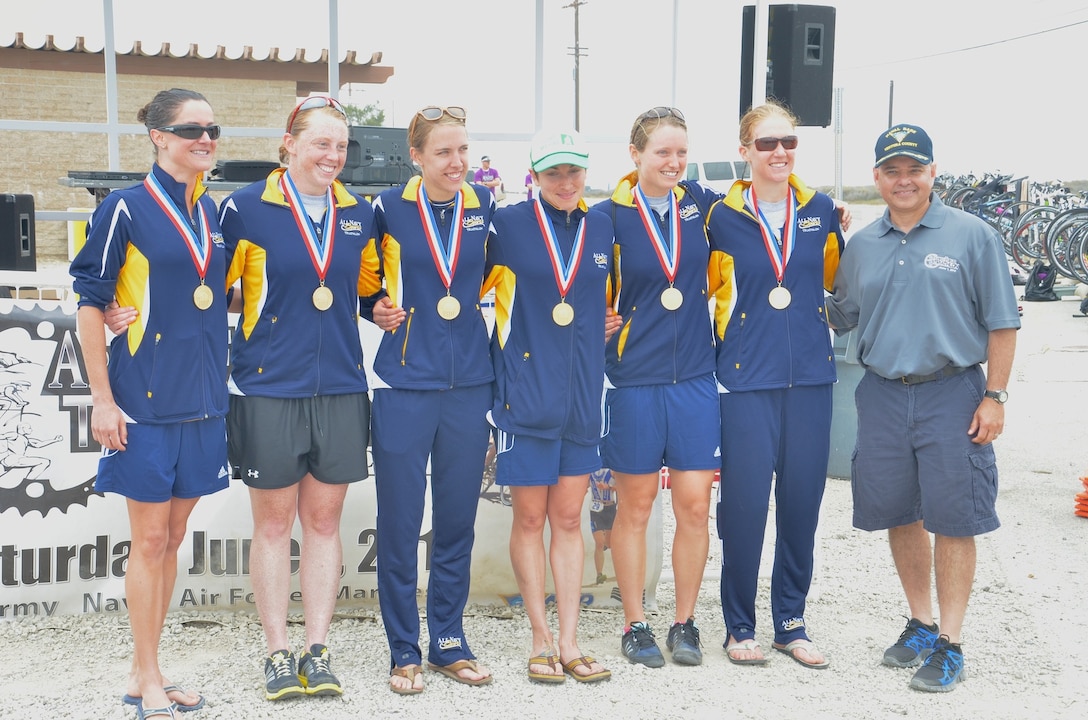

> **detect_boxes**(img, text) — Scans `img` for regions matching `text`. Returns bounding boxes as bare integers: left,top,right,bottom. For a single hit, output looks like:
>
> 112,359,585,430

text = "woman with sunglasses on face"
705,100,844,669
483,130,613,685
367,105,495,694
216,95,379,701
594,106,723,669
71,88,228,720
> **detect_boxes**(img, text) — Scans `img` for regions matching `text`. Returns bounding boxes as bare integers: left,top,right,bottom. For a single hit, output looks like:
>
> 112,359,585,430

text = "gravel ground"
3,208,1086,720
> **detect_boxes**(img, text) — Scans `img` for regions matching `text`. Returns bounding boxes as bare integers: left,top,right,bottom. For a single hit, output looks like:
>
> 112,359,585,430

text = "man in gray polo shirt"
826,124,1019,693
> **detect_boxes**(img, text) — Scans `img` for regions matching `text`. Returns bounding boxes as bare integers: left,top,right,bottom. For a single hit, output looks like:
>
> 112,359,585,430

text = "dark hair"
137,88,210,131
138,88,211,156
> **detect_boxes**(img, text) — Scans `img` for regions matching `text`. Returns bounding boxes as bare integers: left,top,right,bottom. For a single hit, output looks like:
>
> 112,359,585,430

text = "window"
703,162,736,182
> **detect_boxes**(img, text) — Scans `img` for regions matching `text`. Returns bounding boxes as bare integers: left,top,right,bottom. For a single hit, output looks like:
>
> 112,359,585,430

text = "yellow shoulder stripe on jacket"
400,176,483,209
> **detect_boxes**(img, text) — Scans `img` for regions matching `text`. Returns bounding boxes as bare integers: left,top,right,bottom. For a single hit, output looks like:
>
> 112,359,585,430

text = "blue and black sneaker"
666,618,703,666
299,643,343,696
621,621,665,668
263,649,305,701
909,635,966,692
883,618,939,668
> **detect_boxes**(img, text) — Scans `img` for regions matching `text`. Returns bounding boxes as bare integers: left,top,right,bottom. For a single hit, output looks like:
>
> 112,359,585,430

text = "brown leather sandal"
389,665,424,695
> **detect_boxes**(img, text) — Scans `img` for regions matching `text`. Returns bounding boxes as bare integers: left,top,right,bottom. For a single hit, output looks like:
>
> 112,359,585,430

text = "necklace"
432,197,455,222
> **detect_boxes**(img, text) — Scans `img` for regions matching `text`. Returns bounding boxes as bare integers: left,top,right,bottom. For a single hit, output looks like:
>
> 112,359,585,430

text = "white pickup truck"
685,160,751,194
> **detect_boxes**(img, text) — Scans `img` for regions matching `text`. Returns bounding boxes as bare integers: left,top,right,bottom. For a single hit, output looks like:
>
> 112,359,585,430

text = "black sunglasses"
416,106,467,122
156,124,222,140
749,135,799,151
286,96,347,134
639,106,686,122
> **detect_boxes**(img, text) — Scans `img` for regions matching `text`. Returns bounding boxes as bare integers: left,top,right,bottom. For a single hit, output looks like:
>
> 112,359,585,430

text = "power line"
852,17,1088,69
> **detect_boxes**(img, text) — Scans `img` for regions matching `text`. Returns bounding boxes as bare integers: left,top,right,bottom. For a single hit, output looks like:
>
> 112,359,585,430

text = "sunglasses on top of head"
748,135,799,152
638,106,686,122
286,95,347,133
416,106,467,122
156,124,222,140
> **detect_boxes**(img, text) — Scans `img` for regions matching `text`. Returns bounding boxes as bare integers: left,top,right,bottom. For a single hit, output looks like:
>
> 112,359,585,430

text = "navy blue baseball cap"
874,124,933,167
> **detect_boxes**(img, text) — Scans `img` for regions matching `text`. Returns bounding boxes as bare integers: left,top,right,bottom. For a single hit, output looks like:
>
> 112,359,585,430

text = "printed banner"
0,298,662,619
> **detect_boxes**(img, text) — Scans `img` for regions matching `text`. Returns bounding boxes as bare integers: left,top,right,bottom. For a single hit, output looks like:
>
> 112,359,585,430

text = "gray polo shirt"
825,193,1020,379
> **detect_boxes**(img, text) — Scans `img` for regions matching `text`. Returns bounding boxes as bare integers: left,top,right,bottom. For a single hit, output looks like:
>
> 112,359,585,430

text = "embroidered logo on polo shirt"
924,253,960,273
679,203,700,222
339,218,363,235
593,252,608,268
798,217,822,232
463,214,486,231
211,232,225,247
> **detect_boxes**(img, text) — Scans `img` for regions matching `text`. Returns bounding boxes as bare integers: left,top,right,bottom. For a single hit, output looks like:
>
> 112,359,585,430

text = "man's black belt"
897,364,971,385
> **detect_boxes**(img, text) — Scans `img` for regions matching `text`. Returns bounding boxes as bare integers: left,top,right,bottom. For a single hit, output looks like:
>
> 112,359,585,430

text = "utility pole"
327,0,340,98
563,0,588,131
888,80,894,127
834,87,843,201
752,0,768,110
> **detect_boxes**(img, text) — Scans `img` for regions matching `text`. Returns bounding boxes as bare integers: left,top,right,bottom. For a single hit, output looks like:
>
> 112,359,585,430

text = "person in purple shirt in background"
474,155,502,196
525,170,535,201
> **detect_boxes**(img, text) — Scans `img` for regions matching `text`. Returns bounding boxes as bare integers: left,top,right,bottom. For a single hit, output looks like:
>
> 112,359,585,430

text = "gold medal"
312,285,334,311
660,286,684,311
437,294,461,320
552,301,575,326
193,284,213,310
768,286,792,310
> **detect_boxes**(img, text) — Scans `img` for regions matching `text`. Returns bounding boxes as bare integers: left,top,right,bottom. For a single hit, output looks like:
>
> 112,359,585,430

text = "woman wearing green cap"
482,129,614,684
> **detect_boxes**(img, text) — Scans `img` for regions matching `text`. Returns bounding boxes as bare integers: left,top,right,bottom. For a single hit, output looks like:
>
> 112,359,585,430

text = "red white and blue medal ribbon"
745,185,796,309
416,182,465,319
416,181,464,291
534,198,585,325
144,171,212,283
280,171,337,286
634,184,683,310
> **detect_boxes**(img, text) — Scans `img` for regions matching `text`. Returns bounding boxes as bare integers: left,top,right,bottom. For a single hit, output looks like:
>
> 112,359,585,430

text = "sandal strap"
391,665,422,680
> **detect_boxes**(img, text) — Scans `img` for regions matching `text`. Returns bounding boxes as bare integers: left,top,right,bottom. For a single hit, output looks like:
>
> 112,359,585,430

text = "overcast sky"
6,0,1088,189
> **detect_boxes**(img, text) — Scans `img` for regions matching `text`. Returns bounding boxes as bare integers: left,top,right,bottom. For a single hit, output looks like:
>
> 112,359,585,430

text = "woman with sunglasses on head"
217,95,379,701
594,106,723,669
367,105,496,694
705,100,844,669
483,129,613,685
71,88,228,720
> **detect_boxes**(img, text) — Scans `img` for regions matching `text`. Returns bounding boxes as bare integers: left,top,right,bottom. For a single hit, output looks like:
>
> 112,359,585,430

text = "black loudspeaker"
338,126,416,186
0,194,36,271
740,4,836,127
211,160,280,182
